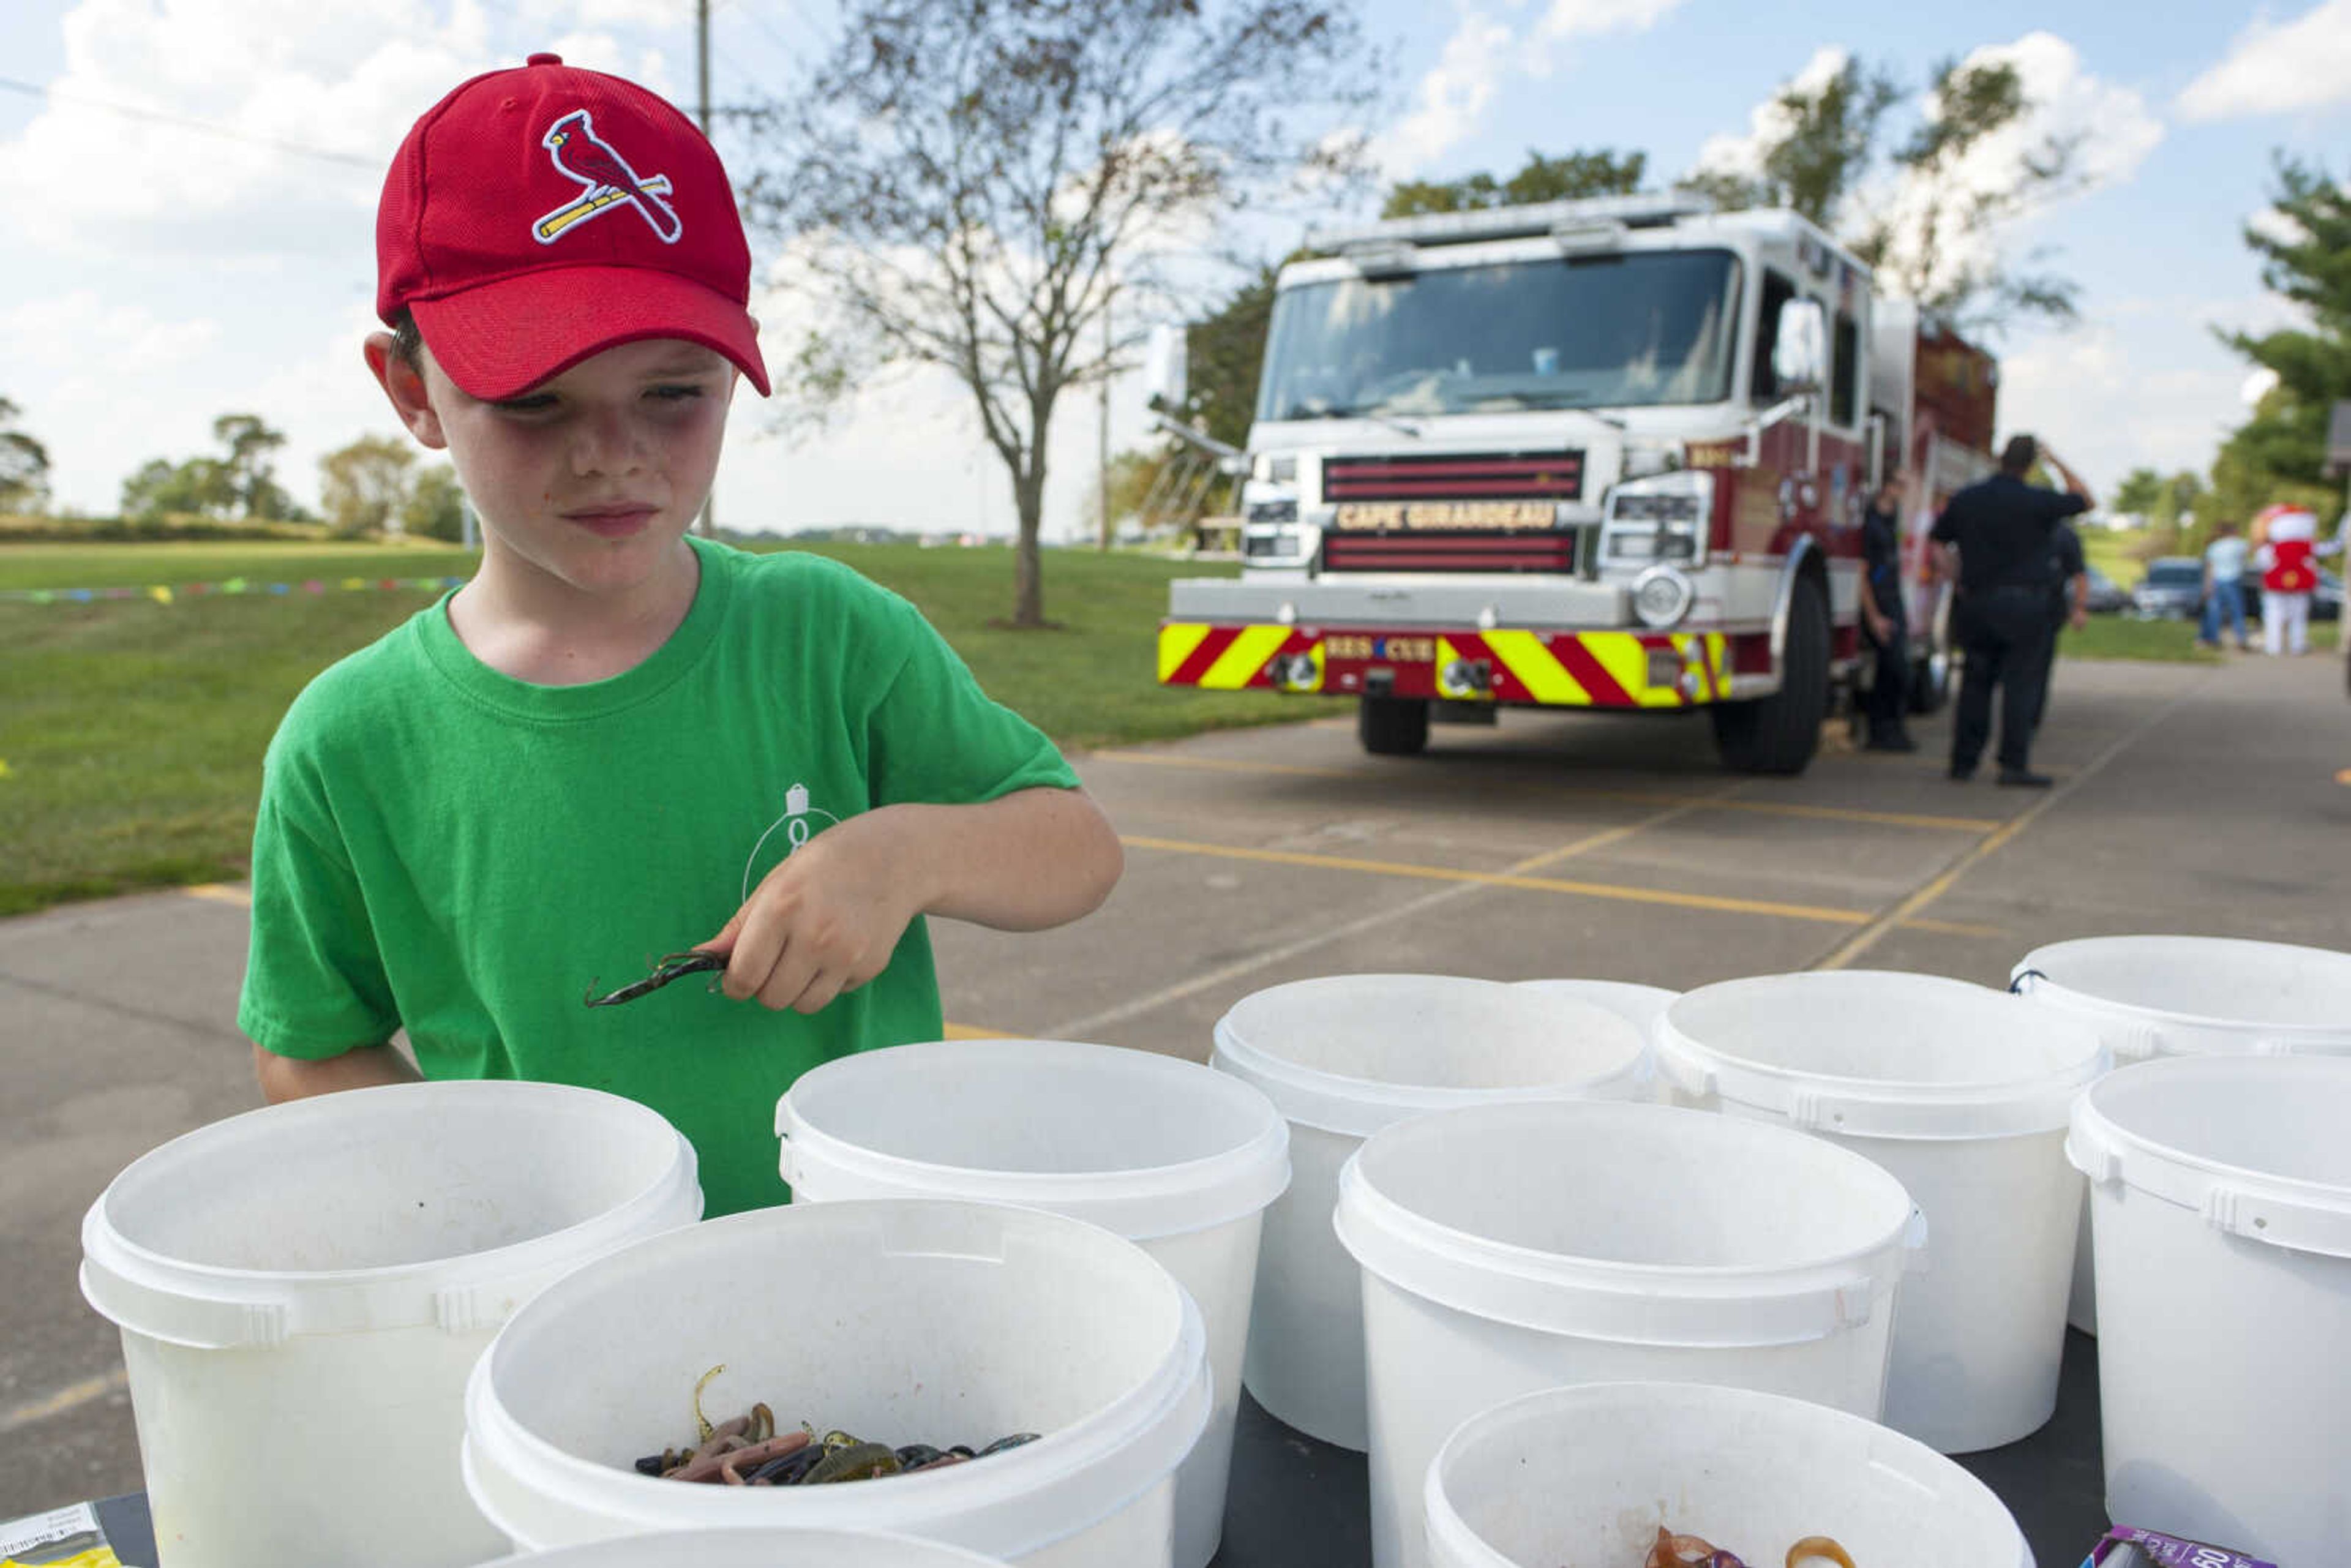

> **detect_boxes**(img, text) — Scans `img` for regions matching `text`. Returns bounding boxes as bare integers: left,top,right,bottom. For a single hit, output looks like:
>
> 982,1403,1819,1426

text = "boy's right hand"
698,810,928,1015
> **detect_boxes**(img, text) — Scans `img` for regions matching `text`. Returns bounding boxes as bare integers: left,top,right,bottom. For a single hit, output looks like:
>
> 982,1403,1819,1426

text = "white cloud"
1532,0,1687,50
1373,10,1514,175
0,0,499,256
1374,0,1687,174
1869,32,2163,304
2177,0,2351,122
2243,367,2282,406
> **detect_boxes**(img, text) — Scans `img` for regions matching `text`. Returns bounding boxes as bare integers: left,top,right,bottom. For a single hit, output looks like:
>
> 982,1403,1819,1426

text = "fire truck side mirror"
1771,298,1828,399
1144,323,1189,413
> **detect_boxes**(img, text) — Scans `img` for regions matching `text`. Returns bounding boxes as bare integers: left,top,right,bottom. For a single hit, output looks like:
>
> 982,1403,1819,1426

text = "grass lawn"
0,538,1331,916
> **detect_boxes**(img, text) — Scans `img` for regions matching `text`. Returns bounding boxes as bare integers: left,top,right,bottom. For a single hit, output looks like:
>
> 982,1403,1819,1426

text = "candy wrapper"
2083,1525,2278,1568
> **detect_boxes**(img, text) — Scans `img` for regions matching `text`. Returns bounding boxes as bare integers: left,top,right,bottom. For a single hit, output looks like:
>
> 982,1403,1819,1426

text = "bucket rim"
1422,1381,2030,1568
1334,1102,1920,1346
2012,936,2351,1043
79,1082,701,1346
774,1039,1292,1240
465,1198,1212,1559
1211,977,1651,1138
473,1525,1017,1567
2069,1055,2351,1258
1658,972,2109,1139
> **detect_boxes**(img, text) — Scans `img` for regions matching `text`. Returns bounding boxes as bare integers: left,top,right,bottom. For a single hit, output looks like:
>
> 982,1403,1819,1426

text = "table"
69,1333,2106,1567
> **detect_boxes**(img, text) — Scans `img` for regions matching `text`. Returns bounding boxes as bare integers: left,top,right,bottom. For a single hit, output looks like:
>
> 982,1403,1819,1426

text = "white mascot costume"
2253,503,2320,656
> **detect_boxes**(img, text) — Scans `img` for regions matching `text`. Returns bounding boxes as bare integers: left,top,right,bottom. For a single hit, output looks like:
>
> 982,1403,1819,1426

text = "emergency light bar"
1306,191,1714,254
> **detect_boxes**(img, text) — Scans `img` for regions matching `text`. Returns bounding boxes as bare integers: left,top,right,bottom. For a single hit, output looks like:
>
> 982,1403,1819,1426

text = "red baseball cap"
376,52,770,399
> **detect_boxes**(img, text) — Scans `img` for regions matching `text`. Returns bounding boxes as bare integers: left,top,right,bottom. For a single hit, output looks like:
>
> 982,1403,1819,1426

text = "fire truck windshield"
1256,249,1741,424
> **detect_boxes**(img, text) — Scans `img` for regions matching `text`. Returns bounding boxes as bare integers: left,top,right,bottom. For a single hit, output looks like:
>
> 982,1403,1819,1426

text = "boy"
239,54,1124,1215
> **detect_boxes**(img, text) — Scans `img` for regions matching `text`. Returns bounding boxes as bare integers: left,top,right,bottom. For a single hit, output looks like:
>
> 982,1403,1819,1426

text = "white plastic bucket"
775,1038,1290,1568
1211,973,1649,1450
1513,978,1679,1057
2068,1054,2351,1567
1656,971,2106,1453
484,1527,1012,1566
462,1198,1210,1568
1425,1382,2028,1568
1335,1100,1921,1568
78,1081,702,1568
2014,935,2351,1334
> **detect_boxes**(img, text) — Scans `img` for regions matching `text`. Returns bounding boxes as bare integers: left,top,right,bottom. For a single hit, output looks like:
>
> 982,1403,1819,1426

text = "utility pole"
695,0,719,540
1097,287,1112,551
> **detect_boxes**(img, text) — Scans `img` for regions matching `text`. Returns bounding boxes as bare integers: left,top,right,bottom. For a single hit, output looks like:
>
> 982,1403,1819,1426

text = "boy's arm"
253,1041,420,1102
703,786,1123,1015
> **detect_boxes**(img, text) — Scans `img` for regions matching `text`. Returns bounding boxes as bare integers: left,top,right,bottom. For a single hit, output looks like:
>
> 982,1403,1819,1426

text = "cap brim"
411,265,770,400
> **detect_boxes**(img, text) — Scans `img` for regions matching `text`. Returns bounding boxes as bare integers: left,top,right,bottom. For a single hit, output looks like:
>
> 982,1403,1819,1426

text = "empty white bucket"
1335,1100,1921,1568
1657,970,2106,1452
774,1038,1290,1568
462,1198,1210,1568
2014,934,2351,1333
2068,1054,2351,1567
1514,979,1679,1059
78,1081,702,1568
485,1528,1012,1566
1211,974,1649,1450
1425,1381,2028,1568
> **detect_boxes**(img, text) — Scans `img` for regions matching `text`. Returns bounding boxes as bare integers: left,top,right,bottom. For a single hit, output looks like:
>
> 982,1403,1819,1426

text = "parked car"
2239,568,2344,623
2082,566,2131,615
2132,557,2204,619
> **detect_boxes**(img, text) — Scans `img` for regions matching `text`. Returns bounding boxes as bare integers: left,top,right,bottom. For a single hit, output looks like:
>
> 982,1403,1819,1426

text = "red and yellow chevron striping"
1158,623,1730,708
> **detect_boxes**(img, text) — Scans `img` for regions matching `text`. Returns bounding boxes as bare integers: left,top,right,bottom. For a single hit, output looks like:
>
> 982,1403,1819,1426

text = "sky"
1,0,2347,541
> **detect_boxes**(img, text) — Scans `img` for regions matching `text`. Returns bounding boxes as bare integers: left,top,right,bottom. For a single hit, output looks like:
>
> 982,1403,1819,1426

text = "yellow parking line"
1120,835,1869,926
1086,749,1997,833
1897,917,2011,940
182,883,251,907
1,1367,127,1435
942,1022,1013,1039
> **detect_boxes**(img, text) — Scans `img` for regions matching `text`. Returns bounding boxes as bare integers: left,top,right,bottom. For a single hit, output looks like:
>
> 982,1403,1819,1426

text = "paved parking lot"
6,649,2349,1521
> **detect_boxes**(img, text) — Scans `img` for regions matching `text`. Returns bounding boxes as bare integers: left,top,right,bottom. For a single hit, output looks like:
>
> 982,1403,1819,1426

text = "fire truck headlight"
1632,565,1696,629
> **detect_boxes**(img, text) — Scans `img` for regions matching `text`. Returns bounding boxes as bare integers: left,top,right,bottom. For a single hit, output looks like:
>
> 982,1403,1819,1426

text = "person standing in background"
1929,434,2094,787
2198,520,2251,651
1858,478,1915,751
2034,520,2090,734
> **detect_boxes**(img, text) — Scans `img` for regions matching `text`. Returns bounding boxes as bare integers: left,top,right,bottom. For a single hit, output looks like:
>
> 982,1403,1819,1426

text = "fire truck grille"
1321,531,1581,574
1322,449,1585,501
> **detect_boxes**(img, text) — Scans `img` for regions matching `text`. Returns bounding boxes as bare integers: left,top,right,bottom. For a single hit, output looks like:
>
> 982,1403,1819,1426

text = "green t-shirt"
239,539,1079,1215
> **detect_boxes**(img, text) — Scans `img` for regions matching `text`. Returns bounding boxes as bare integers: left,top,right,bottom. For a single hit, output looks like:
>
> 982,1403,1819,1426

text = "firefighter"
1927,435,2094,787
1858,478,1915,751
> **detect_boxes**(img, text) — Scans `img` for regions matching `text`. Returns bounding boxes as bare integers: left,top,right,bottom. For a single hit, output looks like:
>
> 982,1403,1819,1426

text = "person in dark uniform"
1858,479,1915,751
2034,520,2090,733
1927,435,2094,786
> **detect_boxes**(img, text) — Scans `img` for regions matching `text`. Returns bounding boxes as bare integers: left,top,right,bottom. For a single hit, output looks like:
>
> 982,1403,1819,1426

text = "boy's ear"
364,331,449,451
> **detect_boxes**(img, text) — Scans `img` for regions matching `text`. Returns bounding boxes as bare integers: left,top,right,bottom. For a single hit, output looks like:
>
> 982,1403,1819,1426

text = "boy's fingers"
757,941,822,1013
790,969,845,1016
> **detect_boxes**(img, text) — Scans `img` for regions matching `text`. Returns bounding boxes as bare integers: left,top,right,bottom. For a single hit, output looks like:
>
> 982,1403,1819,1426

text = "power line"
0,74,378,169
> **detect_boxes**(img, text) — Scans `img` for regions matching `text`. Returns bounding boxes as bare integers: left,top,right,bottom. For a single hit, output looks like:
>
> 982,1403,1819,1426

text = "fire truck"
1151,192,2000,774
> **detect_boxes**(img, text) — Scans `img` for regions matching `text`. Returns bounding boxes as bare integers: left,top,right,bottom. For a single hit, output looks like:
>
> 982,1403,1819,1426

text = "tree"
402,463,468,542
1680,59,1899,229
0,397,53,514
1855,57,2085,328
1383,148,1646,219
737,0,1376,628
121,456,236,520
2110,467,2165,517
318,435,416,536
1185,264,1281,449
1687,52,2083,332
2211,157,2351,524
214,414,299,520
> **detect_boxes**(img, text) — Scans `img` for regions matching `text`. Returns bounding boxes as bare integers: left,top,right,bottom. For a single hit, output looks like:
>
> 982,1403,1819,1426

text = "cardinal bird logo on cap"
532,110,682,246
